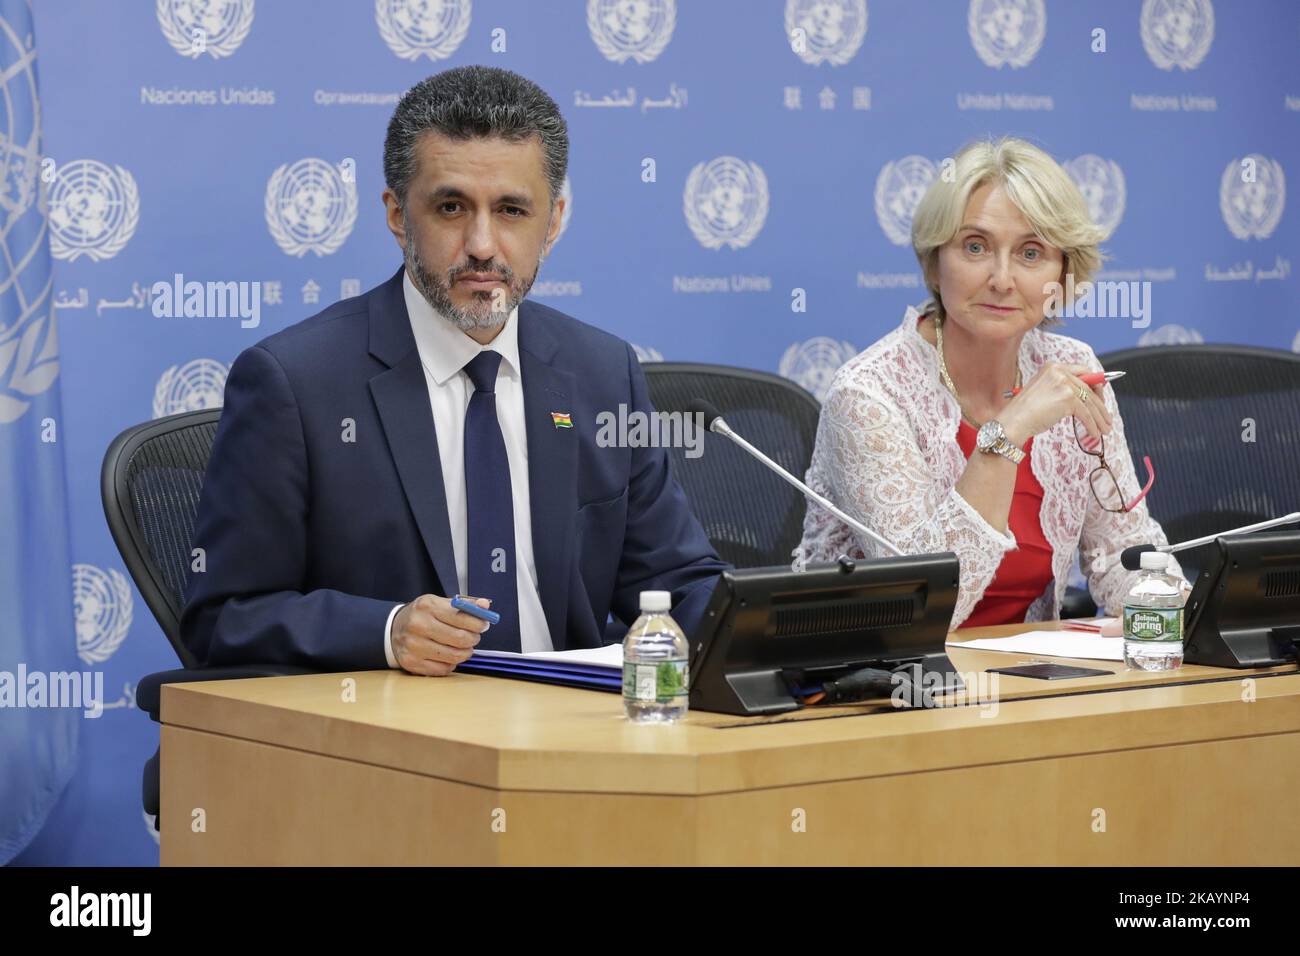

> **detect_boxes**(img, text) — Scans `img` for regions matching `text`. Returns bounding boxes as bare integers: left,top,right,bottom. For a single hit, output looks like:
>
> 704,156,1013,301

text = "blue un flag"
0,0,79,864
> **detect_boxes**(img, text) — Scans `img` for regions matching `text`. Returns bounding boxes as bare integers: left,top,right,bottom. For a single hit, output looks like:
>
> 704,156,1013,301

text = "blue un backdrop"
7,0,1297,863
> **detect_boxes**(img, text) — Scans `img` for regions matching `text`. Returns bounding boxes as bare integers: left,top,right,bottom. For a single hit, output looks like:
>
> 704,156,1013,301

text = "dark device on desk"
686,553,962,716
1182,530,1300,668
986,663,1112,680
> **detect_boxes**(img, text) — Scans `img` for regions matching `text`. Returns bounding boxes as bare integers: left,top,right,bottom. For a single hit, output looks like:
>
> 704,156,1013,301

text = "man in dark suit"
181,66,725,674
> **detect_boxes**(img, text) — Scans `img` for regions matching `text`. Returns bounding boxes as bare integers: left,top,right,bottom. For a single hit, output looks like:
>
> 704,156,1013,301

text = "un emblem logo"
874,155,937,246
587,0,676,64
0,305,58,425
779,337,857,401
0,20,59,424
1141,0,1214,71
153,358,229,419
0,42,38,227
785,0,867,66
376,0,471,61
73,563,133,666
968,0,1046,69
47,159,140,262
265,158,358,257
156,0,255,59
1139,324,1204,347
684,157,769,250
1064,155,1127,236
1220,155,1285,241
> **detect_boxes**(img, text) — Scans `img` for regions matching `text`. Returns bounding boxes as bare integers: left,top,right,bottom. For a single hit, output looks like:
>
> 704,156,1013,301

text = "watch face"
976,420,1002,451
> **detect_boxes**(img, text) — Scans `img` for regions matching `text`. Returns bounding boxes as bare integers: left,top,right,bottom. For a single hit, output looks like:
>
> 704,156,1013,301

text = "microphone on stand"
685,399,905,558
1119,512,1300,570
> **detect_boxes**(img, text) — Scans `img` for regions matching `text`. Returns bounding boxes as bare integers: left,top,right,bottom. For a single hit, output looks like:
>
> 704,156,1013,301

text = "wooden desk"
160,621,1300,865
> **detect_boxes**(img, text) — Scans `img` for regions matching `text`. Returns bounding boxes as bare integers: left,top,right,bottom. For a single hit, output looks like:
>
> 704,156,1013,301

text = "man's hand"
390,594,491,676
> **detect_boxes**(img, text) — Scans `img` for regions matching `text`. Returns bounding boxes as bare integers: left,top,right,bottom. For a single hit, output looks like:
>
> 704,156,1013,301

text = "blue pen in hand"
451,595,501,626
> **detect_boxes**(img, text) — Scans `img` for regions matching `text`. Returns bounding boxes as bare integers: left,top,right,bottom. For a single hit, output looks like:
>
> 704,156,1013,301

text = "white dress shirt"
383,270,554,666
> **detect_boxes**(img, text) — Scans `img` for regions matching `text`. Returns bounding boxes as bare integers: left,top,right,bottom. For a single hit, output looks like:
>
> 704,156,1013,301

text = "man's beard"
403,222,539,333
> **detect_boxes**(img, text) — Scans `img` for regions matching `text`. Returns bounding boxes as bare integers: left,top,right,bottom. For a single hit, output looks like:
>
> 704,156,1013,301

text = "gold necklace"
933,316,1021,429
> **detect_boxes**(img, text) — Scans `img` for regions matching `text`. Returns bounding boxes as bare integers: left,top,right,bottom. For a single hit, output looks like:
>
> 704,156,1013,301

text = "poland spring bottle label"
623,660,689,704
1123,606,1183,643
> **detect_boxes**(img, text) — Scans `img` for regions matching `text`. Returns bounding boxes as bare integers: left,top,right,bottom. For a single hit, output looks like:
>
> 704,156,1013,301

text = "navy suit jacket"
180,266,726,670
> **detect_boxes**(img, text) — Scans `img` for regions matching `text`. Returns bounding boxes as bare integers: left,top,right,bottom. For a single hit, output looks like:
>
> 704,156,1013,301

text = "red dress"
954,421,1055,627
915,315,1054,625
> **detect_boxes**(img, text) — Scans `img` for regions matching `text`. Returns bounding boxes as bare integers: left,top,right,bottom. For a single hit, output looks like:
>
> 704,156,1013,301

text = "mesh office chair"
1097,344,1300,550
101,409,314,829
642,362,822,569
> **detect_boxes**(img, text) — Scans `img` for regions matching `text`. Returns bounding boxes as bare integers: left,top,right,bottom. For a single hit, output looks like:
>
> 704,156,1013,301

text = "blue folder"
458,654,622,692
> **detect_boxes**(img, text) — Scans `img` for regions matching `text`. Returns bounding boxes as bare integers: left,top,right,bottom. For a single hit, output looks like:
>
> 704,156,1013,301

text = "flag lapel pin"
550,411,573,429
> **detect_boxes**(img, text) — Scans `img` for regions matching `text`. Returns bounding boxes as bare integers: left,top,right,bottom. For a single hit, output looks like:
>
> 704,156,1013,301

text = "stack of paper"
459,643,624,691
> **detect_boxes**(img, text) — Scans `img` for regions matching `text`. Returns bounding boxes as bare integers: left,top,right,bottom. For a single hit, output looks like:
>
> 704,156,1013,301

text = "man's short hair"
383,65,569,209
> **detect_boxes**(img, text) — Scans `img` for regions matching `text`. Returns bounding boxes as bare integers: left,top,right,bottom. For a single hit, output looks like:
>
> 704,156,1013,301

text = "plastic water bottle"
622,591,689,723
1123,551,1185,671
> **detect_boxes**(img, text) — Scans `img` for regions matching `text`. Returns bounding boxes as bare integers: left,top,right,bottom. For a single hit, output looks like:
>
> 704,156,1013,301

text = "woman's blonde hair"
911,137,1108,326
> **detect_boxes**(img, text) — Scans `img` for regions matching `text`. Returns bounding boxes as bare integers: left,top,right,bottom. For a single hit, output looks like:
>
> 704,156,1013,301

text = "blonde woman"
795,137,1186,628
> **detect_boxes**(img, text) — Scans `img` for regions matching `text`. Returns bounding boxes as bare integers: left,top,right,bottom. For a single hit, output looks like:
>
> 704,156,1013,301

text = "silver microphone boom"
1120,512,1300,570
703,413,905,558
1160,512,1300,553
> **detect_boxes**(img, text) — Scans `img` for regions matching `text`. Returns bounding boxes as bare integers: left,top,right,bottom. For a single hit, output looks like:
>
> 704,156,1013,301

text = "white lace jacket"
793,306,1183,627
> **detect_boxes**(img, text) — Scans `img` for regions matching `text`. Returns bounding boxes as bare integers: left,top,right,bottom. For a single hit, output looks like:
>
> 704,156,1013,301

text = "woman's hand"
1000,363,1112,447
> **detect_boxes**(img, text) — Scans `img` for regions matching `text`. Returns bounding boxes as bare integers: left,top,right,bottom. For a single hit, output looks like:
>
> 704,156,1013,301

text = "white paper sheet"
473,643,624,669
947,631,1124,662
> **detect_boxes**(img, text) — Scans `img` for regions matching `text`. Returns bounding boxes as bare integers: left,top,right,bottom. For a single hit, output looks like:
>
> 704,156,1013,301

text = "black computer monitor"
687,552,960,716
1183,530,1300,668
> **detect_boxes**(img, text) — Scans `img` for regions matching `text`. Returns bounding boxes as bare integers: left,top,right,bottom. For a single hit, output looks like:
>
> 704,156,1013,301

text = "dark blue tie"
462,350,521,651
